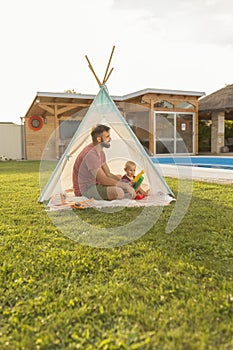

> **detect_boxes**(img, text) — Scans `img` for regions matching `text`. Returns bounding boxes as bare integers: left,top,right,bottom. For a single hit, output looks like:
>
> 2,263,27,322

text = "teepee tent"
38,48,174,204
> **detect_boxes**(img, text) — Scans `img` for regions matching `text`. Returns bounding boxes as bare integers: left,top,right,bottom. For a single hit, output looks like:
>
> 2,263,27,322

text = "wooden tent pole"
102,46,115,84
104,67,114,84
85,55,101,86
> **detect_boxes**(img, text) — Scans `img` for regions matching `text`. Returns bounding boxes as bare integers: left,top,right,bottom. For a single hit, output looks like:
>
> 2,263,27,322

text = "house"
0,122,23,160
23,87,204,160
199,84,233,153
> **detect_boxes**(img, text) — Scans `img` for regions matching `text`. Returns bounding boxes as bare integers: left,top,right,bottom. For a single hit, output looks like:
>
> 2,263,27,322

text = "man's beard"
101,138,111,148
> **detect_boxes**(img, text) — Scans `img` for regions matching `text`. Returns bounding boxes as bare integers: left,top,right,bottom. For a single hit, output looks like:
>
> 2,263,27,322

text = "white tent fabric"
38,85,174,204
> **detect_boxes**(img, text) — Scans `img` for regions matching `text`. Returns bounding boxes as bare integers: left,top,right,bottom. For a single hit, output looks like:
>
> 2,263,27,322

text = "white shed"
0,123,23,160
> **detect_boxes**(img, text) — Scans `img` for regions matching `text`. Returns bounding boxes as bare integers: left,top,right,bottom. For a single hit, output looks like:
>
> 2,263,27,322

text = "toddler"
122,161,149,196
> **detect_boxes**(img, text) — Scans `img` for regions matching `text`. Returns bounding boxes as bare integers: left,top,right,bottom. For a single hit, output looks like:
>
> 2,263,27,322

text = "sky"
1,0,233,124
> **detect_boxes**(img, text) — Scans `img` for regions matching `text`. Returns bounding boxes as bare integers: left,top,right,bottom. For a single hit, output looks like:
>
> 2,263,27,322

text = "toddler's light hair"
124,160,136,169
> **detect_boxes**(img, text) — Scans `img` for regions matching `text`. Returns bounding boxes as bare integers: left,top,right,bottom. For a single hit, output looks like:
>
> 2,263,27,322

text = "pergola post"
54,105,59,158
211,111,225,154
149,100,155,155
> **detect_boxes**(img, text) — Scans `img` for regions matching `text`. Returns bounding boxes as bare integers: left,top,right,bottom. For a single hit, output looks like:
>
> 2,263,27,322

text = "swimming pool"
152,156,233,170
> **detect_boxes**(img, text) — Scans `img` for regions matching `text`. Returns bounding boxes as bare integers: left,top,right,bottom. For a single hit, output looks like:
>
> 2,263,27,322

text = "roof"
0,122,16,124
36,87,205,101
25,87,205,119
199,84,233,112
118,87,205,100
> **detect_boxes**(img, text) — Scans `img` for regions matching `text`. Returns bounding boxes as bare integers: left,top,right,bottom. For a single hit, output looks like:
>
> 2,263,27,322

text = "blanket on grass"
46,191,175,211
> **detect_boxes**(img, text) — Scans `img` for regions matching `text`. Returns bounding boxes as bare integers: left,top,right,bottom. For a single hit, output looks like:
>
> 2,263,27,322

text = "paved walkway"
159,164,233,184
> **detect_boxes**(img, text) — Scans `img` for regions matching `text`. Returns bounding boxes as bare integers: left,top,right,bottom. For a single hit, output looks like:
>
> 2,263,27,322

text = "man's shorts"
83,184,108,200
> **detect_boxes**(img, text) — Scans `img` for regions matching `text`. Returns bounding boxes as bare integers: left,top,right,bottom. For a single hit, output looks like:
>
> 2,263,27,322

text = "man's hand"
94,167,136,199
117,181,136,199
113,174,122,180
126,184,136,199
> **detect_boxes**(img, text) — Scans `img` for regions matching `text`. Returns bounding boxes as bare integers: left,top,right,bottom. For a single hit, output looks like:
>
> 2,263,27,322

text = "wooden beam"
104,67,114,84
85,55,101,86
59,116,83,121
54,105,59,158
37,103,90,116
102,46,115,84
38,104,54,114
56,105,85,116
149,100,155,155
39,102,89,107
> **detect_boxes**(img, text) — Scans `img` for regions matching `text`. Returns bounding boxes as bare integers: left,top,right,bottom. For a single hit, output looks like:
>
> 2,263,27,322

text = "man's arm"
95,167,118,186
101,162,121,180
91,166,136,198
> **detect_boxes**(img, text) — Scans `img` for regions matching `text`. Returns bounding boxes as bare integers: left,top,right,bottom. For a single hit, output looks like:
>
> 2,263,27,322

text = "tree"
64,89,77,94
198,120,211,152
225,120,233,138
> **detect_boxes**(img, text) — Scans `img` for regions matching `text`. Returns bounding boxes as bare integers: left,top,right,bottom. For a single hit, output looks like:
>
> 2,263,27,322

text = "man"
72,124,136,200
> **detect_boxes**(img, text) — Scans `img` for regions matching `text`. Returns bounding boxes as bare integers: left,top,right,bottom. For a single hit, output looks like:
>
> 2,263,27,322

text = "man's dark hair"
91,124,110,142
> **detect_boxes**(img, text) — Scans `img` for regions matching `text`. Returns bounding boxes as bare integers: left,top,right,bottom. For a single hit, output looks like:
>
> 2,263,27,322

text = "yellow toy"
133,170,145,190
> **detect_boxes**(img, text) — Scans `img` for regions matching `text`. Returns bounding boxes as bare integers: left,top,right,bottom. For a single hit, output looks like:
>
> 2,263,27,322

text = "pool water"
152,156,233,170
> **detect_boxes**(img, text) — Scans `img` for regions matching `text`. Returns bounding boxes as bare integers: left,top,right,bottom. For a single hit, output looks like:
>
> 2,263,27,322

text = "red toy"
135,193,145,200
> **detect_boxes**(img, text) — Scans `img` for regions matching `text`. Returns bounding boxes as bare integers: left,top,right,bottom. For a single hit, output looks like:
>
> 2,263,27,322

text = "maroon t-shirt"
121,174,135,187
72,143,106,196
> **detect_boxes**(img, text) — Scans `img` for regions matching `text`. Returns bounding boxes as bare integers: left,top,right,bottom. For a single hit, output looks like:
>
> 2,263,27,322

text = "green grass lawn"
0,161,232,350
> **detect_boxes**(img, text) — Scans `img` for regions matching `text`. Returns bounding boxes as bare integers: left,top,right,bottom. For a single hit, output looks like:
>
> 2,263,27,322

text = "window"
59,120,81,156
154,112,195,154
176,101,195,110
154,100,174,109
59,120,80,140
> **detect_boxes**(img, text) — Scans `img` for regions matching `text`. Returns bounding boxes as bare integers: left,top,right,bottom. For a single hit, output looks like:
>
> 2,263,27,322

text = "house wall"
25,115,57,160
0,123,22,159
